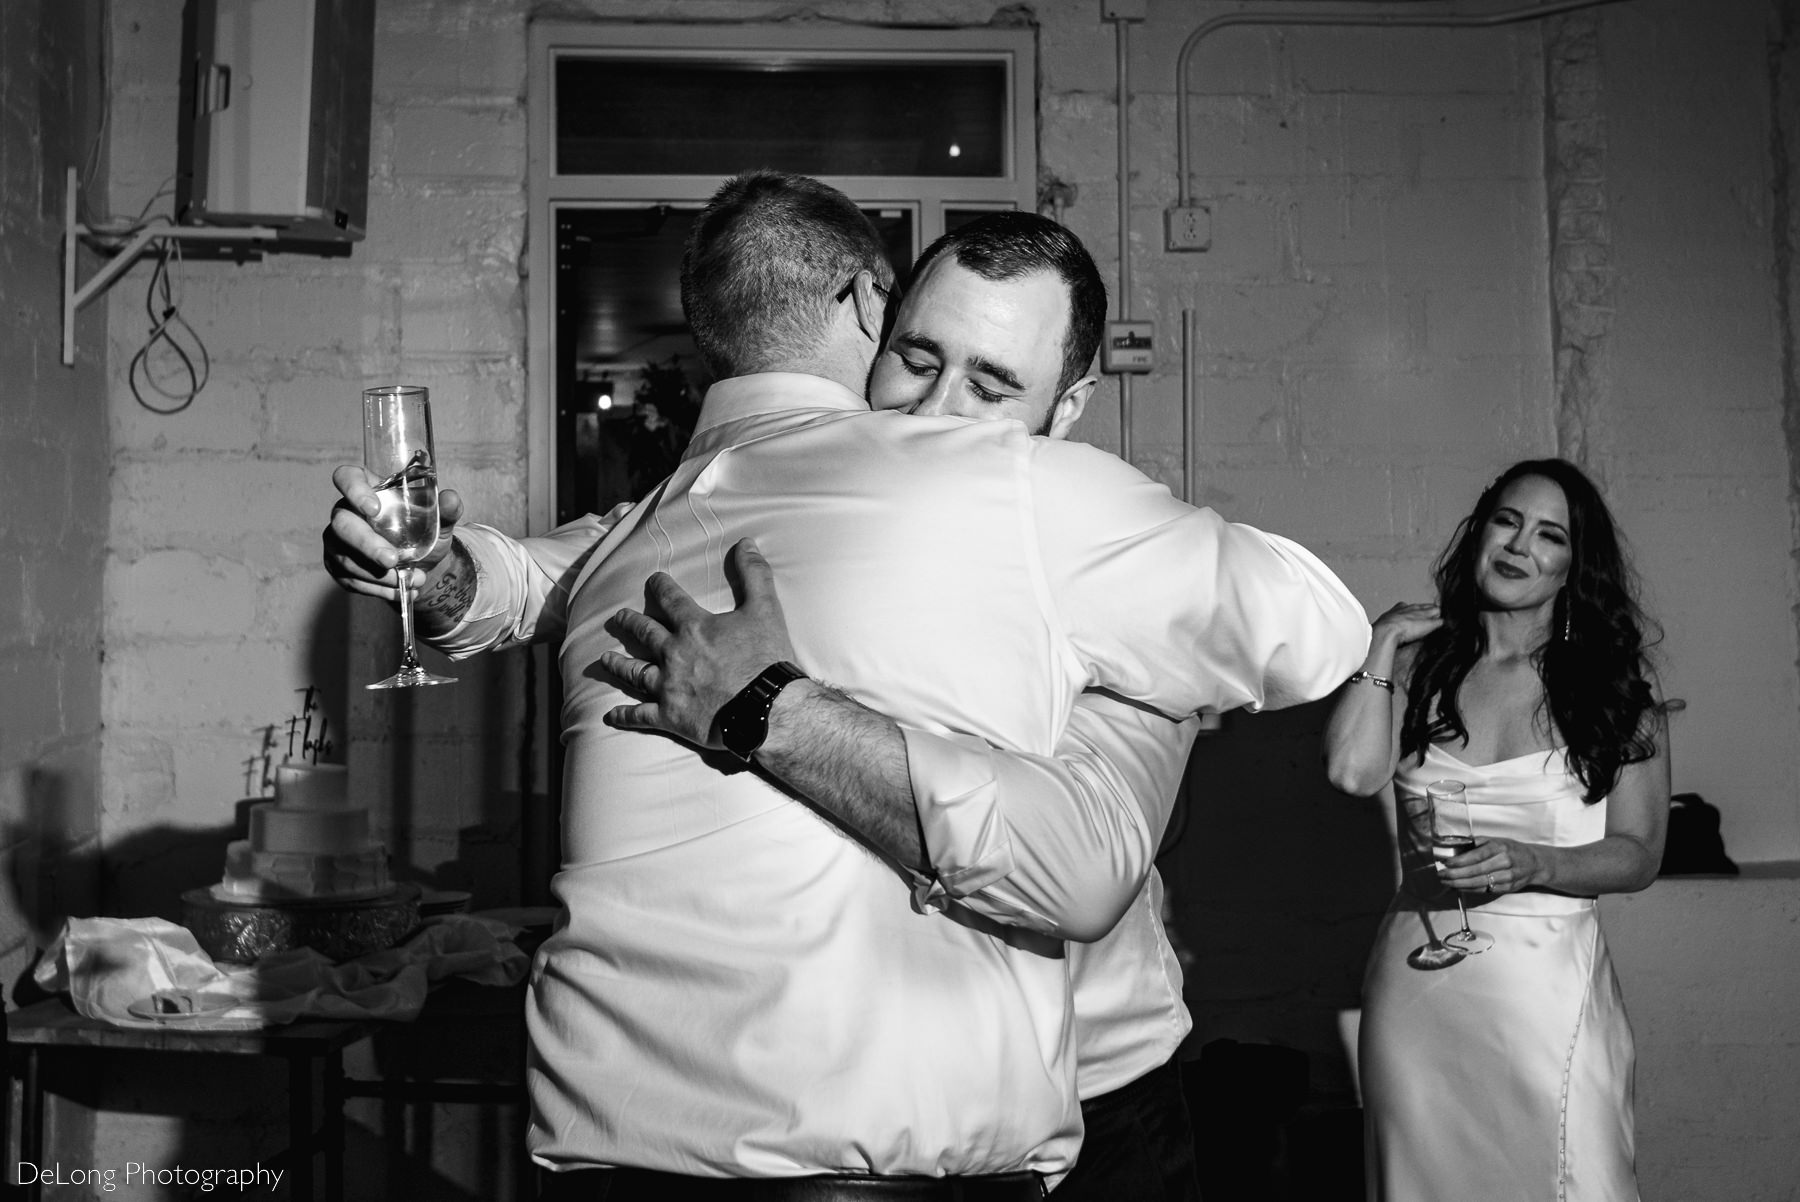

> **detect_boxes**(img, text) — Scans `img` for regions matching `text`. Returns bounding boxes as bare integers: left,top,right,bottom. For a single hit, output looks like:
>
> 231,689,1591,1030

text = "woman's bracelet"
1346,670,1395,693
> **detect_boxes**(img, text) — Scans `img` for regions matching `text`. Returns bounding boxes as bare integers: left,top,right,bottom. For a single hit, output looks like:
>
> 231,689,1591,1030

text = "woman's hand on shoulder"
1324,604,1429,796
1371,601,1443,649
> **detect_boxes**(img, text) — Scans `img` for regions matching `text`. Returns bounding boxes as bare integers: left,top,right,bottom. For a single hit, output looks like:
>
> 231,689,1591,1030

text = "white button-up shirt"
902,697,1203,1101
440,372,1369,1178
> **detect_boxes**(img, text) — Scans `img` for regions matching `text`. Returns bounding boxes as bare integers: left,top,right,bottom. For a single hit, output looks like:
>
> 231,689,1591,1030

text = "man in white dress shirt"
324,174,1367,1200
595,211,1227,1202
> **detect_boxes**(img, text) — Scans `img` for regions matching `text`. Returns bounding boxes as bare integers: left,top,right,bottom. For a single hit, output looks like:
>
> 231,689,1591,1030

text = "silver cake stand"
181,882,423,964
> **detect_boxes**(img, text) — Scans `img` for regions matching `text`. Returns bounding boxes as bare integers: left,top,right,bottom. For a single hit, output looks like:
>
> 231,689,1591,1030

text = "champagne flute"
363,385,456,690
1430,779,1493,953
1404,780,1466,970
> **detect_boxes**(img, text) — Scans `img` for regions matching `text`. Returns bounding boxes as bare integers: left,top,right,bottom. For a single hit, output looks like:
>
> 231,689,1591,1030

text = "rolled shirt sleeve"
430,509,625,659
904,695,1201,942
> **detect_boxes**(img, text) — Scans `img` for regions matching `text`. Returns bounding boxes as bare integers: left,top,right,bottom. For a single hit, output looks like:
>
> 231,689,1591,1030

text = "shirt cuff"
903,728,1018,904
431,525,523,659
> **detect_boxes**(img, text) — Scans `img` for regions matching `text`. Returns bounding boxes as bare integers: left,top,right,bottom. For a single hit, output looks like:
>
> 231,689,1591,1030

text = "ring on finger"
1486,873,1496,891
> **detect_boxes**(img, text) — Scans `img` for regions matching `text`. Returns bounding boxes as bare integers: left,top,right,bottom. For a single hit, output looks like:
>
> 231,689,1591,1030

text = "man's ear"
850,269,888,344
1045,376,1097,441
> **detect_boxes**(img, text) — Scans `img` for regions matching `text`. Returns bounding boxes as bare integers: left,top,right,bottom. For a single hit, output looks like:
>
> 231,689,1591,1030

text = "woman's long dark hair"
1400,459,1660,802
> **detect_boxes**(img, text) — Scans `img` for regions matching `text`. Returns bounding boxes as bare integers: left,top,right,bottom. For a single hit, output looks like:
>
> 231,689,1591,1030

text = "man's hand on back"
600,539,799,749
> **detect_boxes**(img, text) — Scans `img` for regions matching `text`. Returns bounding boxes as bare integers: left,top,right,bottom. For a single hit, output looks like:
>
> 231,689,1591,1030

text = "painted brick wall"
0,0,107,1001
99,0,538,930
1597,2,1800,861
1606,871,1800,1197
9,0,1790,1196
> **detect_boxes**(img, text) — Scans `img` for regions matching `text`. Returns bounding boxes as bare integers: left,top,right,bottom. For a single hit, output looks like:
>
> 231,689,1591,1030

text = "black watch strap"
714,661,807,762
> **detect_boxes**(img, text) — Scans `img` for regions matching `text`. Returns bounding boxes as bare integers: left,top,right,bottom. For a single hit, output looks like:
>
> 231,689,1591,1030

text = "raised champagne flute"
363,385,456,689
1430,779,1493,953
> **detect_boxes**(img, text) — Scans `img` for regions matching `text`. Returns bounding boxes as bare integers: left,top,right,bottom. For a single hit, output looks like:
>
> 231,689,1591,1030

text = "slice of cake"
215,763,393,902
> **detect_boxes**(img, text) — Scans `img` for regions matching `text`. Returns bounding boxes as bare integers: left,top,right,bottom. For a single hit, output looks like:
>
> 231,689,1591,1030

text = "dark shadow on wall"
4,583,544,938
6,768,104,954
339,585,550,913
1159,694,1394,1200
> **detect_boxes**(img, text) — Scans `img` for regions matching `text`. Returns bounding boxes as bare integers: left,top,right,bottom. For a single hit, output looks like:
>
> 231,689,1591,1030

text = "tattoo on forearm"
415,542,479,624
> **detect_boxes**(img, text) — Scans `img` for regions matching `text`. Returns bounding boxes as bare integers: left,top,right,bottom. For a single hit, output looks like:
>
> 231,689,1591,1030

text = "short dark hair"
680,171,896,379
906,212,1107,397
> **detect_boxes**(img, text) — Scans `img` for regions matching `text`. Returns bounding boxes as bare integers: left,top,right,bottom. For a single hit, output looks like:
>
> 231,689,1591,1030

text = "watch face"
718,706,761,760
715,662,803,761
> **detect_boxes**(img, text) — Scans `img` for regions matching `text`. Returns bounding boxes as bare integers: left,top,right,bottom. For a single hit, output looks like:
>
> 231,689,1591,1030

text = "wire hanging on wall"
61,14,265,380
126,239,212,415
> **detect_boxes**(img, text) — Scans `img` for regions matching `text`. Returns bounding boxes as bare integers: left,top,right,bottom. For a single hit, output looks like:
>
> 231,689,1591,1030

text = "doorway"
552,204,917,524
528,21,1038,531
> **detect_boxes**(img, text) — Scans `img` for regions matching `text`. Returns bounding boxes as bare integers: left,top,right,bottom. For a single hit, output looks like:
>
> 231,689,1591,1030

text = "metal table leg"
22,1046,42,1202
289,1052,313,1201
323,1048,345,1201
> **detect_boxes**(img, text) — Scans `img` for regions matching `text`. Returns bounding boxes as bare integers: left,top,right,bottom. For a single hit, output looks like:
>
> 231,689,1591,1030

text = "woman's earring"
1561,595,1573,642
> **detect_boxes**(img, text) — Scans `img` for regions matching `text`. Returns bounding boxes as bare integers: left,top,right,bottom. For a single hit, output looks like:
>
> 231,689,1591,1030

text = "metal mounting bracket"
61,165,279,367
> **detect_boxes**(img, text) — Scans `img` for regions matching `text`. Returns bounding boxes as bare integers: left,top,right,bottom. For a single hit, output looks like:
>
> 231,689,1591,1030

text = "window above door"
555,56,1011,179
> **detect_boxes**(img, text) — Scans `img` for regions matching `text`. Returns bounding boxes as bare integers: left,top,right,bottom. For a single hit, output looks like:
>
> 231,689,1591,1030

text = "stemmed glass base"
1445,925,1494,954
366,566,457,690
1445,891,1493,954
367,664,457,690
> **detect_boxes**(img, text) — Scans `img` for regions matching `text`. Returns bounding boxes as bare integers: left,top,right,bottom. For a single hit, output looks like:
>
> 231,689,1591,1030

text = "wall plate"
1165,204,1212,252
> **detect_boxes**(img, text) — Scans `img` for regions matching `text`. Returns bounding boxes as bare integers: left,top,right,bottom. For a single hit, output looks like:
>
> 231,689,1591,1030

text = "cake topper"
244,686,337,796
288,685,333,766
242,725,278,797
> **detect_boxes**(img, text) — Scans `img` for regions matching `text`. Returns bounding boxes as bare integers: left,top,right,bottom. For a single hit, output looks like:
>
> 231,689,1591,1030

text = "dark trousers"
1051,1056,1202,1202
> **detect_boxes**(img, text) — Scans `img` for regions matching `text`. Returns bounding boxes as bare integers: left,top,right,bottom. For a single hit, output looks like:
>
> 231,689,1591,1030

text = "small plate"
418,889,473,917
126,990,242,1021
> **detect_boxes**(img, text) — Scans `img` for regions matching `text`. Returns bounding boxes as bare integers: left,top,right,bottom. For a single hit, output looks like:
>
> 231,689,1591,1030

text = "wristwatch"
714,661,807,762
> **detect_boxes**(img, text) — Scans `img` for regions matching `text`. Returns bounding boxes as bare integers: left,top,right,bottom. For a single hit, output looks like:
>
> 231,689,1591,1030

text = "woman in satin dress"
1325,459,1670,1202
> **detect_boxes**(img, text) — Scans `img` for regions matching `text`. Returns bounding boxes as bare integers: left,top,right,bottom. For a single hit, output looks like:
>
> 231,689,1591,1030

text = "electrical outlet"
1165,204,1212,252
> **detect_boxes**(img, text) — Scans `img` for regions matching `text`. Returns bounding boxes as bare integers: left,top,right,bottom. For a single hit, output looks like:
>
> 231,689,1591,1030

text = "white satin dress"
1359,744,1639,1202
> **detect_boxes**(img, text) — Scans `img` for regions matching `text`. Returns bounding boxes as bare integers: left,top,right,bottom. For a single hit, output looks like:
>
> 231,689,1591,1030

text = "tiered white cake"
215,763,392,902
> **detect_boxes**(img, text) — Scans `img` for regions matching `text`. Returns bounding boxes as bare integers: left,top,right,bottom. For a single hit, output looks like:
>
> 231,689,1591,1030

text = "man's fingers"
333,464,382,517
604,702,663,731
330,502,400,565
329,572,402,603
595,649,636,682
438,487,464,529
643,572,712,626
730,538,781,611
596,649,661,698
606,609,671,660
326,499,402,590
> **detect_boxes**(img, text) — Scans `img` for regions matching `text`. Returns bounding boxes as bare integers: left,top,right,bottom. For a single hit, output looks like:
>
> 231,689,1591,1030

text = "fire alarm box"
177,0,376,242
1103,320,1155,373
